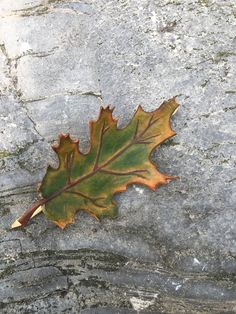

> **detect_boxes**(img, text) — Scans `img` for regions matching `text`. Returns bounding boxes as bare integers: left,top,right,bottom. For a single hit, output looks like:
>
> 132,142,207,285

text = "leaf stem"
18,198,46,227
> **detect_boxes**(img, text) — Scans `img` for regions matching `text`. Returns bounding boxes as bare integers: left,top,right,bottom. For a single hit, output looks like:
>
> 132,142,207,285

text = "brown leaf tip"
135,97,179,115
95,106,118,125
52,133,79,152
101,105,115,112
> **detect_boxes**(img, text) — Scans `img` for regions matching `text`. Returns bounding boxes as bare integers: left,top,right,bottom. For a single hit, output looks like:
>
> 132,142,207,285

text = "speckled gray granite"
0,0,236,313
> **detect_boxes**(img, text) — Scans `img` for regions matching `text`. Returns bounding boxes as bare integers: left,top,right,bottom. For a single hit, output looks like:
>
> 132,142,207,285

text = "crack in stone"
15,46,60,60
22,90,103,104
0,44,19,96
0,43,48,140
21,105,45,140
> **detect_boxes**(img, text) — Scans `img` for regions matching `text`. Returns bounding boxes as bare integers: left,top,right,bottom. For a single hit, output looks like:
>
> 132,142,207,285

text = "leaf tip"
135,104,144,113
168,96,180,114
53,220,68,229
52,214,76,229
97,105,117,125
100,105,114,114
106,105,115,112
11,219,22,229
52,133,79,152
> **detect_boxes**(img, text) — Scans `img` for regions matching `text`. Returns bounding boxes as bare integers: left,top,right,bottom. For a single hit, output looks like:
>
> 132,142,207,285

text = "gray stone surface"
0,0,235,313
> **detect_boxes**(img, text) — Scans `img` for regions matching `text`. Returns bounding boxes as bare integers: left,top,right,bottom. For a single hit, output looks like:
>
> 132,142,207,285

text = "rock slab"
0,0,235,313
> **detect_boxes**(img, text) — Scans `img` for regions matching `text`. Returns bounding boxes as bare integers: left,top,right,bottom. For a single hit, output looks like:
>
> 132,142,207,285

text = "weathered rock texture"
0,0,235,313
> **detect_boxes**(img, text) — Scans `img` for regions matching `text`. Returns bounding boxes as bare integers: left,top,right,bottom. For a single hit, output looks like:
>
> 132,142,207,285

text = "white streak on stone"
134,186,144,194
193,257,201,265
130,297,155,311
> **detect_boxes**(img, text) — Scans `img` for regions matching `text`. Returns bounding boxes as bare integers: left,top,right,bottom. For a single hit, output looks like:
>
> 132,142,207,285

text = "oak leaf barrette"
12,97,179,229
